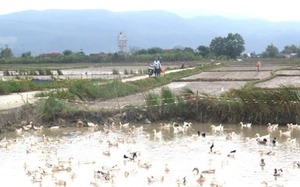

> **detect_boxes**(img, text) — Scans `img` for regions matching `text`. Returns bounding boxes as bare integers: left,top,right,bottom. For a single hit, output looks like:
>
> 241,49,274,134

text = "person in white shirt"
153,58,161,76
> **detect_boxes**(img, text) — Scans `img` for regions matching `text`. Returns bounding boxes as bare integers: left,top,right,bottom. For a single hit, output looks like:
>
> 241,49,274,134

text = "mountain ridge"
1,9,300,56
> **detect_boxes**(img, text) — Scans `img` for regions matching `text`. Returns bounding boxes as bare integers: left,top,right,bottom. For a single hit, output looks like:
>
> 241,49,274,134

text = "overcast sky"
1,0,300,22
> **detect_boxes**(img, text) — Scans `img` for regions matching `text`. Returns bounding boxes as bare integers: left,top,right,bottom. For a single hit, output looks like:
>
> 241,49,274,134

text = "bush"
40,97,66,121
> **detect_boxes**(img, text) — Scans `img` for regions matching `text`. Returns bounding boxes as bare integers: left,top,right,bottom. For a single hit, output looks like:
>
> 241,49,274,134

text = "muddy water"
0,122,300,187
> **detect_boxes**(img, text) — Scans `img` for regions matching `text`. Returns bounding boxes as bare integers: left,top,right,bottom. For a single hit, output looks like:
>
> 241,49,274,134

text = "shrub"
40,97,66,121
112,69,119,75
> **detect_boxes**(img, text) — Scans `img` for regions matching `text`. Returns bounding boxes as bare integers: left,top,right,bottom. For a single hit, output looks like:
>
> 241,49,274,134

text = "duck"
210,124,223,133
183,121,192,128
191,134,199,141
76,120,84,128
286,123,298,130
266,150,276,156
197,174,206,184
240,122,251,128
138,160,152,169
273,168,283,176
209,142,214,152
102,149,111,156
176,176,187,185
16,128,23,134
286,137,297,146
260,158,266,167
87,122,98,127
123,154,135,162
50,125,60,130
267,123,278,131
255,133,270,141
43,134,50,144
192,167,200,175
173,122,185,134
23,122,33,131
101,164,120,172
226,132,236,140
257,138,268,145
160,123,171,131
153,129,162,139
272,137,277,146
164,163,170,173
119,122,130,129
33,125,44,131
279,129,292,137
210,177,220,187
201,169,216,174
293,161,300,168
94,170,114,181
197,131,206,138
227,150,236,158
147,175,164,183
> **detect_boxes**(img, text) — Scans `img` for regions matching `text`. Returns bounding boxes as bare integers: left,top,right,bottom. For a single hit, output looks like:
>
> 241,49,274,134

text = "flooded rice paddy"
1,122,300,187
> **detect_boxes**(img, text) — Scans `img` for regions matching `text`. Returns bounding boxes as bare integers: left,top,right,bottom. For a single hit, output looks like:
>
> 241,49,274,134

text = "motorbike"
148,65,154,77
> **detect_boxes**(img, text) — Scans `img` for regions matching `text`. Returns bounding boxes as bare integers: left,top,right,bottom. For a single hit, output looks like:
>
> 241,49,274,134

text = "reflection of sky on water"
0,122,300,186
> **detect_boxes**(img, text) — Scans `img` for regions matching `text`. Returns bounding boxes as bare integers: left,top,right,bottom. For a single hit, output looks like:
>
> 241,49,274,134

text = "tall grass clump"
3,70,10,76
45,69,53,75
57,69,63,75
112,69,119,75
145,92,159,106
37,69,45,75
216,85,300,124
124,69,129,75
38,97,67,122
161,87,175,106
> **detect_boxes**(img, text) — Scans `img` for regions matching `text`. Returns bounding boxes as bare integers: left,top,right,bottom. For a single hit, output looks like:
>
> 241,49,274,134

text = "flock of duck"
0,120,300,186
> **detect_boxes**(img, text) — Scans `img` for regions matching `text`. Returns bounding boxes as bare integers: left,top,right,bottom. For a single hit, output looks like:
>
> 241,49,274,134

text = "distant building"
284,53,297,58
117,32,127,55
42,52,61,57
89,52,108,58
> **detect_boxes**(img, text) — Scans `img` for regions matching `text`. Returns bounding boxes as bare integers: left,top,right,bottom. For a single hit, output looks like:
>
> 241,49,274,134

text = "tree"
21,51,31,58
209,36,226,57
281,45,298,54
224,33,245,59
197,45,210,57
262,44,279,58
0,45,13,58
63,50,73,56
209,33,245,59
147,47,163,54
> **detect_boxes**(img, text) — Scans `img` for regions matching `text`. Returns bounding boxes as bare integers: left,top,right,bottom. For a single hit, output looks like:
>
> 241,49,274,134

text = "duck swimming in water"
272,137,277,146
260,158,266,167
209,143,214,152
257,138,268,145
227,150,236,158
273,168,283,176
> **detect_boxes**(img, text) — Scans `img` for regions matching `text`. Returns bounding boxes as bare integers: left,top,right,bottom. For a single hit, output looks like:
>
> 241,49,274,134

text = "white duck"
240,122,251,128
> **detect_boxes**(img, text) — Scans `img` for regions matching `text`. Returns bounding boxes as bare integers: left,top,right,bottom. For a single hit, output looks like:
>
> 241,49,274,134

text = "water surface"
0,122,299,187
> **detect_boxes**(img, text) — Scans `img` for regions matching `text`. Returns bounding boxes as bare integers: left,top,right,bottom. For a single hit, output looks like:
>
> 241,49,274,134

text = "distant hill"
1,9,300,56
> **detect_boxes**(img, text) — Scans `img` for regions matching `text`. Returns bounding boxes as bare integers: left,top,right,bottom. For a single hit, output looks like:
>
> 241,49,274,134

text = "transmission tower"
117,32,127,54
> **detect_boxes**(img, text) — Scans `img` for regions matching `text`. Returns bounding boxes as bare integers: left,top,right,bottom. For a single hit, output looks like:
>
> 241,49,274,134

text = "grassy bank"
3,59,300,127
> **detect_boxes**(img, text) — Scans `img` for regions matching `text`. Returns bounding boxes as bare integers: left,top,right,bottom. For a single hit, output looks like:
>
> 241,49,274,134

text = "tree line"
1,33,300,64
